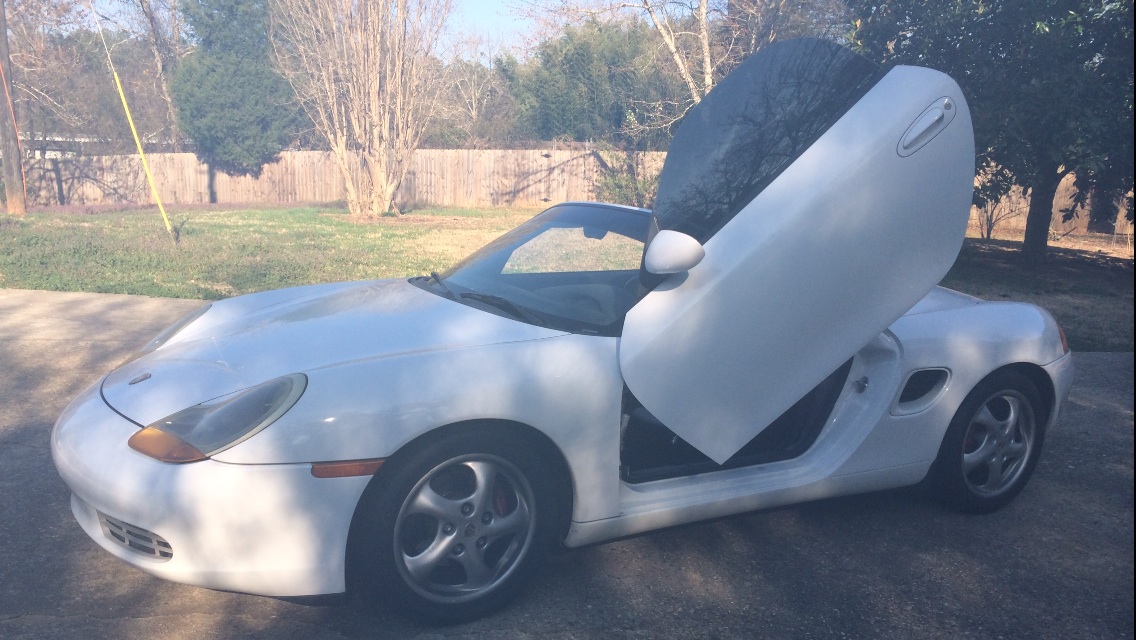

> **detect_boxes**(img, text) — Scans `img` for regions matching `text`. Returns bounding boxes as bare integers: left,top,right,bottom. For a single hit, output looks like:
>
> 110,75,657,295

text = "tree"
974,161,1024,239
423,37,523,148
532,0,850,130
132,0,182,149
172,0,301,193
91,0,187,148
502,19,681,149
1069,7,1135,235
7,0,185,156
593,142,662,207
849,0,1134,261
0,0,25,214
269,0,451,216
1077,163,1133,234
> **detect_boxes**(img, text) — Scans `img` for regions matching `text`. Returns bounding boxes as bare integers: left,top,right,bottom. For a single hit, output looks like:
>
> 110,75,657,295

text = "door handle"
898,97,957,157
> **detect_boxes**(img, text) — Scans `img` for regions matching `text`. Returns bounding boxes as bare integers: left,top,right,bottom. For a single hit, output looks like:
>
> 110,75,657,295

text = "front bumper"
51,381,371,597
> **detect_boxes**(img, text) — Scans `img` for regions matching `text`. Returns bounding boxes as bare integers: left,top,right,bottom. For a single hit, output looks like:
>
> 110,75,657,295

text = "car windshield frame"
411,202,651,336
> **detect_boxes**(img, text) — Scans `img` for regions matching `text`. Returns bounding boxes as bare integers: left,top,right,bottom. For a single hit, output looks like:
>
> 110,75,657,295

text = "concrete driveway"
1,288,1131,639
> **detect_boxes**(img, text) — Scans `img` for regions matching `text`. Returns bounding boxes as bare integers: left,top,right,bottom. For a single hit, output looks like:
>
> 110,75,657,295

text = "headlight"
128,374,307,463
122,304,213,366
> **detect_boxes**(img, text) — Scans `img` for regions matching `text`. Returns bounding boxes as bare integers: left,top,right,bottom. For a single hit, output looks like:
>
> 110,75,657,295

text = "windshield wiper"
459,292,546,326
427,272,456,299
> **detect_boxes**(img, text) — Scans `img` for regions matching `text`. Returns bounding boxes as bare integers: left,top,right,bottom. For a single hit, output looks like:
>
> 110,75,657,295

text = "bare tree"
973,162,1025,239
89,0,185,148
269,0,451,215
450,38,498,140
132,0,182,149
723,1,849,64
6,0,87,134
977,188,1026,240
432,36,521,148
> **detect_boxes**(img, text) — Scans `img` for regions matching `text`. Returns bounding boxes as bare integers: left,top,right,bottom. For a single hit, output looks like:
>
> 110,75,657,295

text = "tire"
350,428,559,623
930,370,1046,513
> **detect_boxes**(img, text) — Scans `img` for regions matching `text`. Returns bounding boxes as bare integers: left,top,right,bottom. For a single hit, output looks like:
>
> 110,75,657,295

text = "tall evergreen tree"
172,0,302,194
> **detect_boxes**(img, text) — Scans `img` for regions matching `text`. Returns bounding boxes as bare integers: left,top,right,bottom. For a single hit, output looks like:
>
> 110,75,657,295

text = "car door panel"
621,62,974,464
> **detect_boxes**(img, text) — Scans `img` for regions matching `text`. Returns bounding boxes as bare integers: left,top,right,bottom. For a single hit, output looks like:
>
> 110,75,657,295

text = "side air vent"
98,512,173,561
892,368,950,416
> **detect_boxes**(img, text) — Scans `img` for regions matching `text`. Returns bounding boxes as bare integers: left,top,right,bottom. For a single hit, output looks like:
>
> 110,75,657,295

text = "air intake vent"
900,369,948,402
98,512,173,561
892,368,950,416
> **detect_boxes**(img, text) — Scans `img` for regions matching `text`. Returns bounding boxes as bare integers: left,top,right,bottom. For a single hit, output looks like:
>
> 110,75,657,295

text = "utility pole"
0,0,26,215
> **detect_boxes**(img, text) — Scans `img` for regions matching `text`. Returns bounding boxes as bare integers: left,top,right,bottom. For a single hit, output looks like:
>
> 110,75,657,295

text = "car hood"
101,279,564,426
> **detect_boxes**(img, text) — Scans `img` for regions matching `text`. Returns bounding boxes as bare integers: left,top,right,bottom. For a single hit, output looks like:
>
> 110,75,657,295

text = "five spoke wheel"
351,428,557,622
395,455,535,602
932,370,1046,513
960,390,1035,497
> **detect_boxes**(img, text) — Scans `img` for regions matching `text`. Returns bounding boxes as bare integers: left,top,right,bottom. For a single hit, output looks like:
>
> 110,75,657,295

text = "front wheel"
351,430,558,622
930,371,1046,513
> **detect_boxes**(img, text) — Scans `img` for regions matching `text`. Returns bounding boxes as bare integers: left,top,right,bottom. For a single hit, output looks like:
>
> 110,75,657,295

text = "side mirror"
644,230,705,275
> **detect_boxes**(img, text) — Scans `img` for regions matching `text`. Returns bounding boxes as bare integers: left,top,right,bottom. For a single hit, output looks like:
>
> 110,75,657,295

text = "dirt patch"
957,238,1133,281
969,227,1134,260
1048,232,1134,260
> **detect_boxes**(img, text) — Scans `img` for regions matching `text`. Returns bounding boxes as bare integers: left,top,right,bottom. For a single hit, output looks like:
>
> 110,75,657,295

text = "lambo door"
620,38,975,464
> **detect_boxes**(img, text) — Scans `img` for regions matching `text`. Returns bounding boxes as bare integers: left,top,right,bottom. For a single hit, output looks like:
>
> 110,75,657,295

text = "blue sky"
448,0,537,49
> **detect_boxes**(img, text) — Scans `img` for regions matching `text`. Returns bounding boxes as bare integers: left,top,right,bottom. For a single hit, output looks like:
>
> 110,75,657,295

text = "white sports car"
52,38,1074,622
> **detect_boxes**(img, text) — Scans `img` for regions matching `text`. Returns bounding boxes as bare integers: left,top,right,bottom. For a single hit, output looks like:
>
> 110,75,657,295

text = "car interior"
620,358,855,483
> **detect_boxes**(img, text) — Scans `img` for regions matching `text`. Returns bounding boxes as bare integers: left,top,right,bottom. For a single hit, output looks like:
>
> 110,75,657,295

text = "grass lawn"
0,205,536,300
1,205,1131,351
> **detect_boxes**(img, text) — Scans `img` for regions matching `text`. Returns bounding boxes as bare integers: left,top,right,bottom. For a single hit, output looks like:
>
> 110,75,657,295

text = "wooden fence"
22,149,1128,236
965,173,1132,238
24,149,611,210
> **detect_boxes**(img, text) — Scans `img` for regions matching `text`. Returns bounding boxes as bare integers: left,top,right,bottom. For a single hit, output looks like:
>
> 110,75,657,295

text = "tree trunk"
51,159,64,205
207,162,217,204
1021,163,1063,264
0,0,26,215
328,143,361,216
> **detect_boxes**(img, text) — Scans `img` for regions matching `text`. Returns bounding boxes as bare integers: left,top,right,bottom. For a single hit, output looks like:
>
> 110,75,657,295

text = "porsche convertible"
52,38,1074,622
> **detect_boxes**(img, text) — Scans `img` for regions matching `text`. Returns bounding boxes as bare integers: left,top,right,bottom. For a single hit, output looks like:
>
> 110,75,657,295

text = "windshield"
414,203,650,335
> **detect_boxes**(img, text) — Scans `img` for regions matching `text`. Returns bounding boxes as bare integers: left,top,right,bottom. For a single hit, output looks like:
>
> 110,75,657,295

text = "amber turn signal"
128,427,209,463
310,459,384,478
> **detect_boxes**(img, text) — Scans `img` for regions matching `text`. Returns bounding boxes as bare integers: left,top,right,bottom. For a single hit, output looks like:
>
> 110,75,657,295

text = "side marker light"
311,459,385,478
1057,323,1070,354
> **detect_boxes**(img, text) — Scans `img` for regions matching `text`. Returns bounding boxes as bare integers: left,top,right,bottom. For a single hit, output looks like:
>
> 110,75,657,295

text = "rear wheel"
931,371,1046,513
351,430,557,622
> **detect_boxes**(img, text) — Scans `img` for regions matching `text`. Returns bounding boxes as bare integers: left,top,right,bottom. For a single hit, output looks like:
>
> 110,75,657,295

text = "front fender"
213,334,625,523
